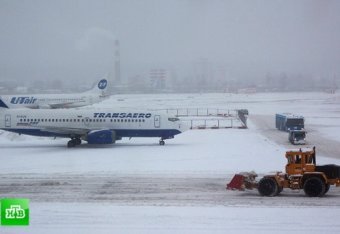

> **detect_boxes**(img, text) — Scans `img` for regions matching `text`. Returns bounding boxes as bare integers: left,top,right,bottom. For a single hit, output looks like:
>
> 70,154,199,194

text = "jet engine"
86,130,116,144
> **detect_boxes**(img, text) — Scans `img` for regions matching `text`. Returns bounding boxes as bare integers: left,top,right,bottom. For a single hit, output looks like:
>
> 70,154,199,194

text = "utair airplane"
0,79,109,109
0,99,188,147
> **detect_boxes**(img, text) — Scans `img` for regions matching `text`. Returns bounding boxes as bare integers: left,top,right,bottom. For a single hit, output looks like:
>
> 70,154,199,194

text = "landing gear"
67,140,76,148
75,138,81,145
159,136,173,145
67,138,82,148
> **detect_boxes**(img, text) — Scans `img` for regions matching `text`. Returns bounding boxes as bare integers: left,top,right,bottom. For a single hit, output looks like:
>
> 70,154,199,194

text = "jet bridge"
154,108,248,129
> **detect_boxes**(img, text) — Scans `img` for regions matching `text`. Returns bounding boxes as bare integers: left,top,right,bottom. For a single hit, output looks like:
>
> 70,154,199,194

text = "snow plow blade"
226,174,246,190
226,172,258,191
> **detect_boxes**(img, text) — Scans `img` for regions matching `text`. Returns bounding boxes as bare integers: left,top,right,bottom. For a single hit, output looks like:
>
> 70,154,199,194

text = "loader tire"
258,177,278,197
324,184,330,194
303,177,326,197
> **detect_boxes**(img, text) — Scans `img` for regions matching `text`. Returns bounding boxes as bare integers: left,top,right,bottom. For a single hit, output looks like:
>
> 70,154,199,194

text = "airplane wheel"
159,140,165,146
67,140,76,148
75,138,82,145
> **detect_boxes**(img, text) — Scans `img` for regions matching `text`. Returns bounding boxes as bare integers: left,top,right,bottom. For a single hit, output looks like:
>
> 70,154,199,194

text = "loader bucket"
226,172,258,191
226,174,246,191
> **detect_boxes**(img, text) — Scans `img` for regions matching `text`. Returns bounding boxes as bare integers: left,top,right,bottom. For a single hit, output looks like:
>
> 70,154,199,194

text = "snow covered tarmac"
1,92,340,233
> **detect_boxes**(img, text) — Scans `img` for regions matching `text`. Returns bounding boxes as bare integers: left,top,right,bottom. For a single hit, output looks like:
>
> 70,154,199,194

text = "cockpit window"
168,117,180,122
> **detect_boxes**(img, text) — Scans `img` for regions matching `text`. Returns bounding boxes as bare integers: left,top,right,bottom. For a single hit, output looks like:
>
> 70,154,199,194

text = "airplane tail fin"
0,97,9,109
86,77,109,96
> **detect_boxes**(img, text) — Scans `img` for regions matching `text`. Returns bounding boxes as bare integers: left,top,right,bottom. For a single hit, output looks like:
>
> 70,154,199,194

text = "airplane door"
83,117,90,127
154,115,160,128
5,114,11,127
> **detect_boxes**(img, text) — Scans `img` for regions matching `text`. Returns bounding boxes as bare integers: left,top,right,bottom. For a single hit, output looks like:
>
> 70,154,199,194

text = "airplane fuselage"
0,108,186,144
0,79,109,109
0,94,105,109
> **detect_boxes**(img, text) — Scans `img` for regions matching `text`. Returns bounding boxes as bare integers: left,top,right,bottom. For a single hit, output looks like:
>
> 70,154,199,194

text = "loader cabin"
285,148,316,175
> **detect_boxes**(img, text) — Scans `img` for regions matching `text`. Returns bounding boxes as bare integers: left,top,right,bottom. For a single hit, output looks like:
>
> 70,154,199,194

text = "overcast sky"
1,0,340,84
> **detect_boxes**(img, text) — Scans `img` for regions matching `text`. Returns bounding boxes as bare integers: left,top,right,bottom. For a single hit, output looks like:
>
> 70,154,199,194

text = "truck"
275,113,304,132
226,147,340,197
289,129,306,145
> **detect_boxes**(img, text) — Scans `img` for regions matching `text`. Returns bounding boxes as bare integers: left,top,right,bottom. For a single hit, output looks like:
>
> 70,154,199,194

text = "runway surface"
1,173,340,207
250,115,340,160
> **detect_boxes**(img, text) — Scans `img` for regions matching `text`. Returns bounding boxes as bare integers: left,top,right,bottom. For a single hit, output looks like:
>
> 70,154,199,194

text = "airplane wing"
48,103,73,109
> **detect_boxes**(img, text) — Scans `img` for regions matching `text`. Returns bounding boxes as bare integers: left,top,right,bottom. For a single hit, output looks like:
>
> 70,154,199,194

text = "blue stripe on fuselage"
115,129,181,139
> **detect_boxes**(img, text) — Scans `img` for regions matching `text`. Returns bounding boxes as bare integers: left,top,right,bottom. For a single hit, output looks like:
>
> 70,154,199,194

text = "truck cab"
288,129,306,145
285,148,315,175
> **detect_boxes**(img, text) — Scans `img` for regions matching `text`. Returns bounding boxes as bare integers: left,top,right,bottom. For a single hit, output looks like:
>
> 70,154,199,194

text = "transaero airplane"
0,79,109,109
0,100,188,147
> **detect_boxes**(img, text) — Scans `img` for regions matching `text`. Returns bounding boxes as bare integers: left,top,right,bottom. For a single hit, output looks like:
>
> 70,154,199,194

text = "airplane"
0,99,188,147
0,79,109,109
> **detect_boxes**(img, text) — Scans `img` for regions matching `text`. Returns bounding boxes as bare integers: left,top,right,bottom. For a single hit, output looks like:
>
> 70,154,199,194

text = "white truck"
288,129,306,145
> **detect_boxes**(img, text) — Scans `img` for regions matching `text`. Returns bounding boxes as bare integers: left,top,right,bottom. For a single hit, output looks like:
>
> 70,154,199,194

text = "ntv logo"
1,198,29,226
5,205,25,219
98,79,108,90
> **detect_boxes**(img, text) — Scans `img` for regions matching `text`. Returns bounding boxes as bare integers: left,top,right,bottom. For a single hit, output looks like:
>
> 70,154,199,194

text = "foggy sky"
1,0,340,85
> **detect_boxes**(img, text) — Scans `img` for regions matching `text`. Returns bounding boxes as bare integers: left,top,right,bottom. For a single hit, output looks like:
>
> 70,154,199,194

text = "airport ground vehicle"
289,129,306,145
275,113,304,131
226,147,340,197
